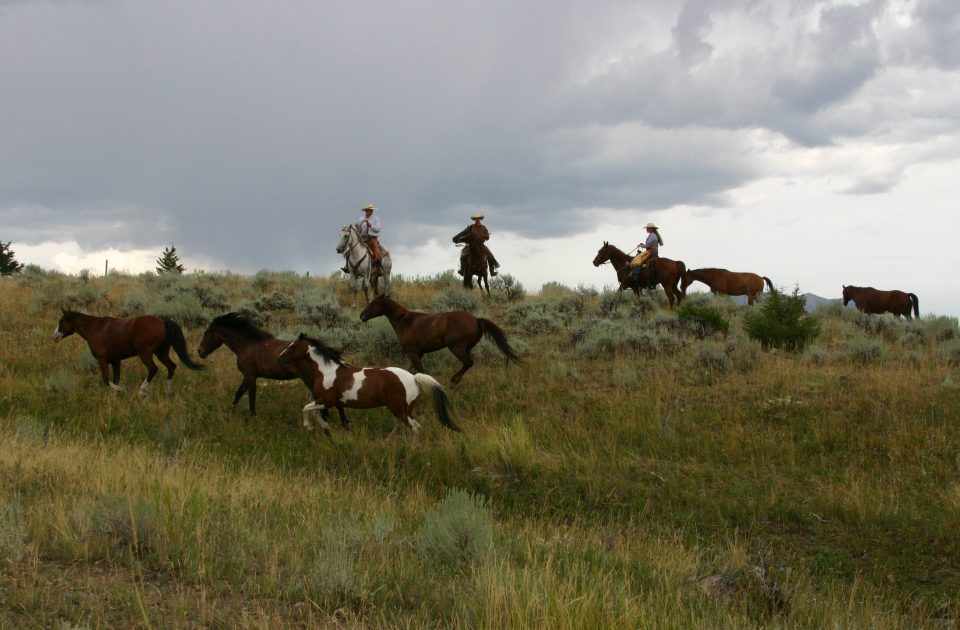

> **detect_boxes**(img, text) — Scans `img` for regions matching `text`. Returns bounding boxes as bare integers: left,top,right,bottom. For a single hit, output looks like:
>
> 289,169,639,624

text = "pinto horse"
842,285,919,319
592,242,686,308
682,268,774,305
277,334,460,439
359,294,520,384
452,228,490,294
52,309,203,395
197,312,350,426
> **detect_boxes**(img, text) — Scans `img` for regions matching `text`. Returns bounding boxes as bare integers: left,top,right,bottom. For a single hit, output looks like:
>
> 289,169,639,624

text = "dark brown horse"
52,309,203,395
359,294,520,384
592,242,686,308
682,268,774,305
197,312,350,427
277,334,460,439
453,228,490,294
842,285,919,319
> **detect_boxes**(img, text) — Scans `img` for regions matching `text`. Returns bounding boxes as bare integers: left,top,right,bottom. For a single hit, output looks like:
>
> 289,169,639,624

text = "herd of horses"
49,236,921,439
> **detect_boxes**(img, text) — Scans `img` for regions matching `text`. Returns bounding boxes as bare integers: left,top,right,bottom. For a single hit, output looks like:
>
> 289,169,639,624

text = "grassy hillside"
1,268,959,628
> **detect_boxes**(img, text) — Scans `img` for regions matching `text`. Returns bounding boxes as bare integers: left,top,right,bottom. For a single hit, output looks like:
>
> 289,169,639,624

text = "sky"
2,0,959,314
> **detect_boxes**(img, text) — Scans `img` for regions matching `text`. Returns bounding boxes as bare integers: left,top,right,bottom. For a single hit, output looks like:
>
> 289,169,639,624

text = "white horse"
336,224,392,305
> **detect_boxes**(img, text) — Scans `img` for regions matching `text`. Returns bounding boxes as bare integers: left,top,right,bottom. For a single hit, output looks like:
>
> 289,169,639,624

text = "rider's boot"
340,264,349,274
372,260,384,277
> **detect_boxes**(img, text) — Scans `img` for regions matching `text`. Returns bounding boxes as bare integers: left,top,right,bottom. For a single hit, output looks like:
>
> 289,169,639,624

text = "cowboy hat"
645,222,658,229
362,204,376,212
471,213,485,220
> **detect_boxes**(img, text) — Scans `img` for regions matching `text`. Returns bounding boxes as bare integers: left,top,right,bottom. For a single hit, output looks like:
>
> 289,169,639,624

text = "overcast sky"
2,0,959,314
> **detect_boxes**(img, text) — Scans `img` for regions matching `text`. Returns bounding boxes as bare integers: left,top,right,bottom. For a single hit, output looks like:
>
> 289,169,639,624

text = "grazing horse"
682,268,774,305
277,334,460,439
452,228,490,294
359,294,520,384
592,242,686,308
336,224,392,305
52,309,203,396
197,312,350,426
842,285,919,319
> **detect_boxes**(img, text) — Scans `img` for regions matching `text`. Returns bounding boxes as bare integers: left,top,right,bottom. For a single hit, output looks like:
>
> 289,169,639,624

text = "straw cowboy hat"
362,204,376,212
645,222,659,229
471,213,485,220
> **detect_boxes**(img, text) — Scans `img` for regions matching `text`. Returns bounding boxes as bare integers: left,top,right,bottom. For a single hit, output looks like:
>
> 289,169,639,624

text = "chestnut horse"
52,309,203,395
682,268,774,305
277,334,460,439
197,312,350,426
592,242,686,308
842,285,919,319
359,294,520,384
452,228,490,294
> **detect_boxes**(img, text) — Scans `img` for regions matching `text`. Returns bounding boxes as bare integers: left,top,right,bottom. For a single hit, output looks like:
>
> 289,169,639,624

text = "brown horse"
359,294,520,384
842,285,919,319
592,242,686,308
682,268,774,305
277,334,460,439
197,312,350,426
453,228,490,294
52,309,203,395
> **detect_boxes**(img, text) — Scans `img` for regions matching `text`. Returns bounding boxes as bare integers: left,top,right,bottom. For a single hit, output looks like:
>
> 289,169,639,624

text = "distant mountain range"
708,292,848,313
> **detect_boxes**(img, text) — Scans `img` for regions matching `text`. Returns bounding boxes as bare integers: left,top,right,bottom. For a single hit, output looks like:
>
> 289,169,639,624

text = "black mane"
301,334,343,365
210,312,274,340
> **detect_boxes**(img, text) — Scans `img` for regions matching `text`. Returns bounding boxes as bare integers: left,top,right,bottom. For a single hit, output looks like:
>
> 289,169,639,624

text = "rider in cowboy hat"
455,212,500,277
342,204,384,276
626,222,663,288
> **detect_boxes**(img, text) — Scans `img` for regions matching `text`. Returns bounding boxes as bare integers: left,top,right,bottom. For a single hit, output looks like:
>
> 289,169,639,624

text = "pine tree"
156,244,186,274
0,240,25,275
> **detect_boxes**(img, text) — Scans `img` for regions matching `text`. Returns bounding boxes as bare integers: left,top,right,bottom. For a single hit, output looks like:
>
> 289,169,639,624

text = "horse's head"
592,242,612,267
335,225,352,254
277,333,310,365
197,323,224,359
359,294,391,322
52,308,78,342
842,285,852,306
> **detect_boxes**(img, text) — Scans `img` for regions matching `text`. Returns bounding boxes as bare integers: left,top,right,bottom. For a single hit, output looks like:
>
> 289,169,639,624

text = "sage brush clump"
416,488,494,567
743,287,819,351
677,300,729,338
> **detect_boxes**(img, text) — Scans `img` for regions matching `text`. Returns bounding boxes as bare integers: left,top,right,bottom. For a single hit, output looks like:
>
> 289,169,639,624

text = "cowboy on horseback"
341,204,385,276
454,213,500,277
625,222,663,289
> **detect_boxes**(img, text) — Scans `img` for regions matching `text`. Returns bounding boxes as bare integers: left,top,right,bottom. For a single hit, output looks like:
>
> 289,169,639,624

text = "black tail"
478,318,521,364
413,373,461,432
909,293,919,319
762,276,774,292
163,319,205,370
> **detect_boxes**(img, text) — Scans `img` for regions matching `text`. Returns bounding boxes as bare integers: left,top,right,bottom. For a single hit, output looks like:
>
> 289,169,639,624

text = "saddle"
629,260,659,289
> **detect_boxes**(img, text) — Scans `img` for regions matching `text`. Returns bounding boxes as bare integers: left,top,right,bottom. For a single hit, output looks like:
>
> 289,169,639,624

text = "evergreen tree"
0,240,25,275
156,244,186,274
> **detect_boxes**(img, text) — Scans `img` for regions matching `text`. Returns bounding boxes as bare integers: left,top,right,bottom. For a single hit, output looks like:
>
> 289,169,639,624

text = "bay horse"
336,224,392,305
452,228,490,294
682,268,774,305
359,294,520,384
52,309,203,396
592,242,686,308
197,312,351,426
842,285,919,319
277,334,460,439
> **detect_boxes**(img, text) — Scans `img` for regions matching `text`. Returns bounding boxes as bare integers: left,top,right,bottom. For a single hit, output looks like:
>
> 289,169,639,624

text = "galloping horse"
277,334,460,439
197,312,350,426
452,228,490,294
359,294,520,384
682,268,774,305
842,285,919,319
336,224,392,305
52,309,203,396
592,242,686,308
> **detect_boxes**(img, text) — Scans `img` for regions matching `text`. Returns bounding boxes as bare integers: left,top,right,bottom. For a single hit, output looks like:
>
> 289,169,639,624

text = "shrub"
149,292,207,329
296,288,350,328
356,319,402,360
677,300,729,338
743,286,820,351
254,290,296,313
45,369,77,393
13,416,47,446
92,494,162,560
694,341,731,373
920,316,959,343
505,300,565,335
846,337,888,365
0,498,27,563
940,339,960,366
804,344,830,366
490,273,526,302
429,287,480,313
726,334,762,373
121,289,149,316
416,488,494,567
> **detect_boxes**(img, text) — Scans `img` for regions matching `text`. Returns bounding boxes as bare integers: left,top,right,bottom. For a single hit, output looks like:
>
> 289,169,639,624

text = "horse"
592,242,686,308
197,312,351,426
452,227,490,294
336,224,392,305
52,309,203,396
842,285,919,319
359,294,520,384
277,334,460,439
681,268,774,305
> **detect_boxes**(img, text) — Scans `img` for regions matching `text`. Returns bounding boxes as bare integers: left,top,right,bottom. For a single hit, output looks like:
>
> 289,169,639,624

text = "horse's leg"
301,400,332,437
449,344,474,385
98,357,123,392
232,381,248,409
244,376,258,415
137,351,160,397
405,349,426,374
156,345,177,396
111,360,122,386
335,404,352,430
747,292,756,306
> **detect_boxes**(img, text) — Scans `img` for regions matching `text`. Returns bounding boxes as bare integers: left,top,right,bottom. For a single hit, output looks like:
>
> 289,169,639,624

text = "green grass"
1,272,958,627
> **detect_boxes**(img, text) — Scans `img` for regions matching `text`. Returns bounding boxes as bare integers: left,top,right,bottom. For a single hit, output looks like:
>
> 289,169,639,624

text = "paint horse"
592,242,686,308
336,223,392,305
359,294,520,384
842,285,919,319
277,334,460,439
197,312,350,426
52,309,203,396
682,268,774,305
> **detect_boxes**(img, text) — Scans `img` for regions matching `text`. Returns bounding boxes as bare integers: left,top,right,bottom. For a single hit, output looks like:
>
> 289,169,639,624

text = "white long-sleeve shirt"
638,231,659,254
357,214,381,237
